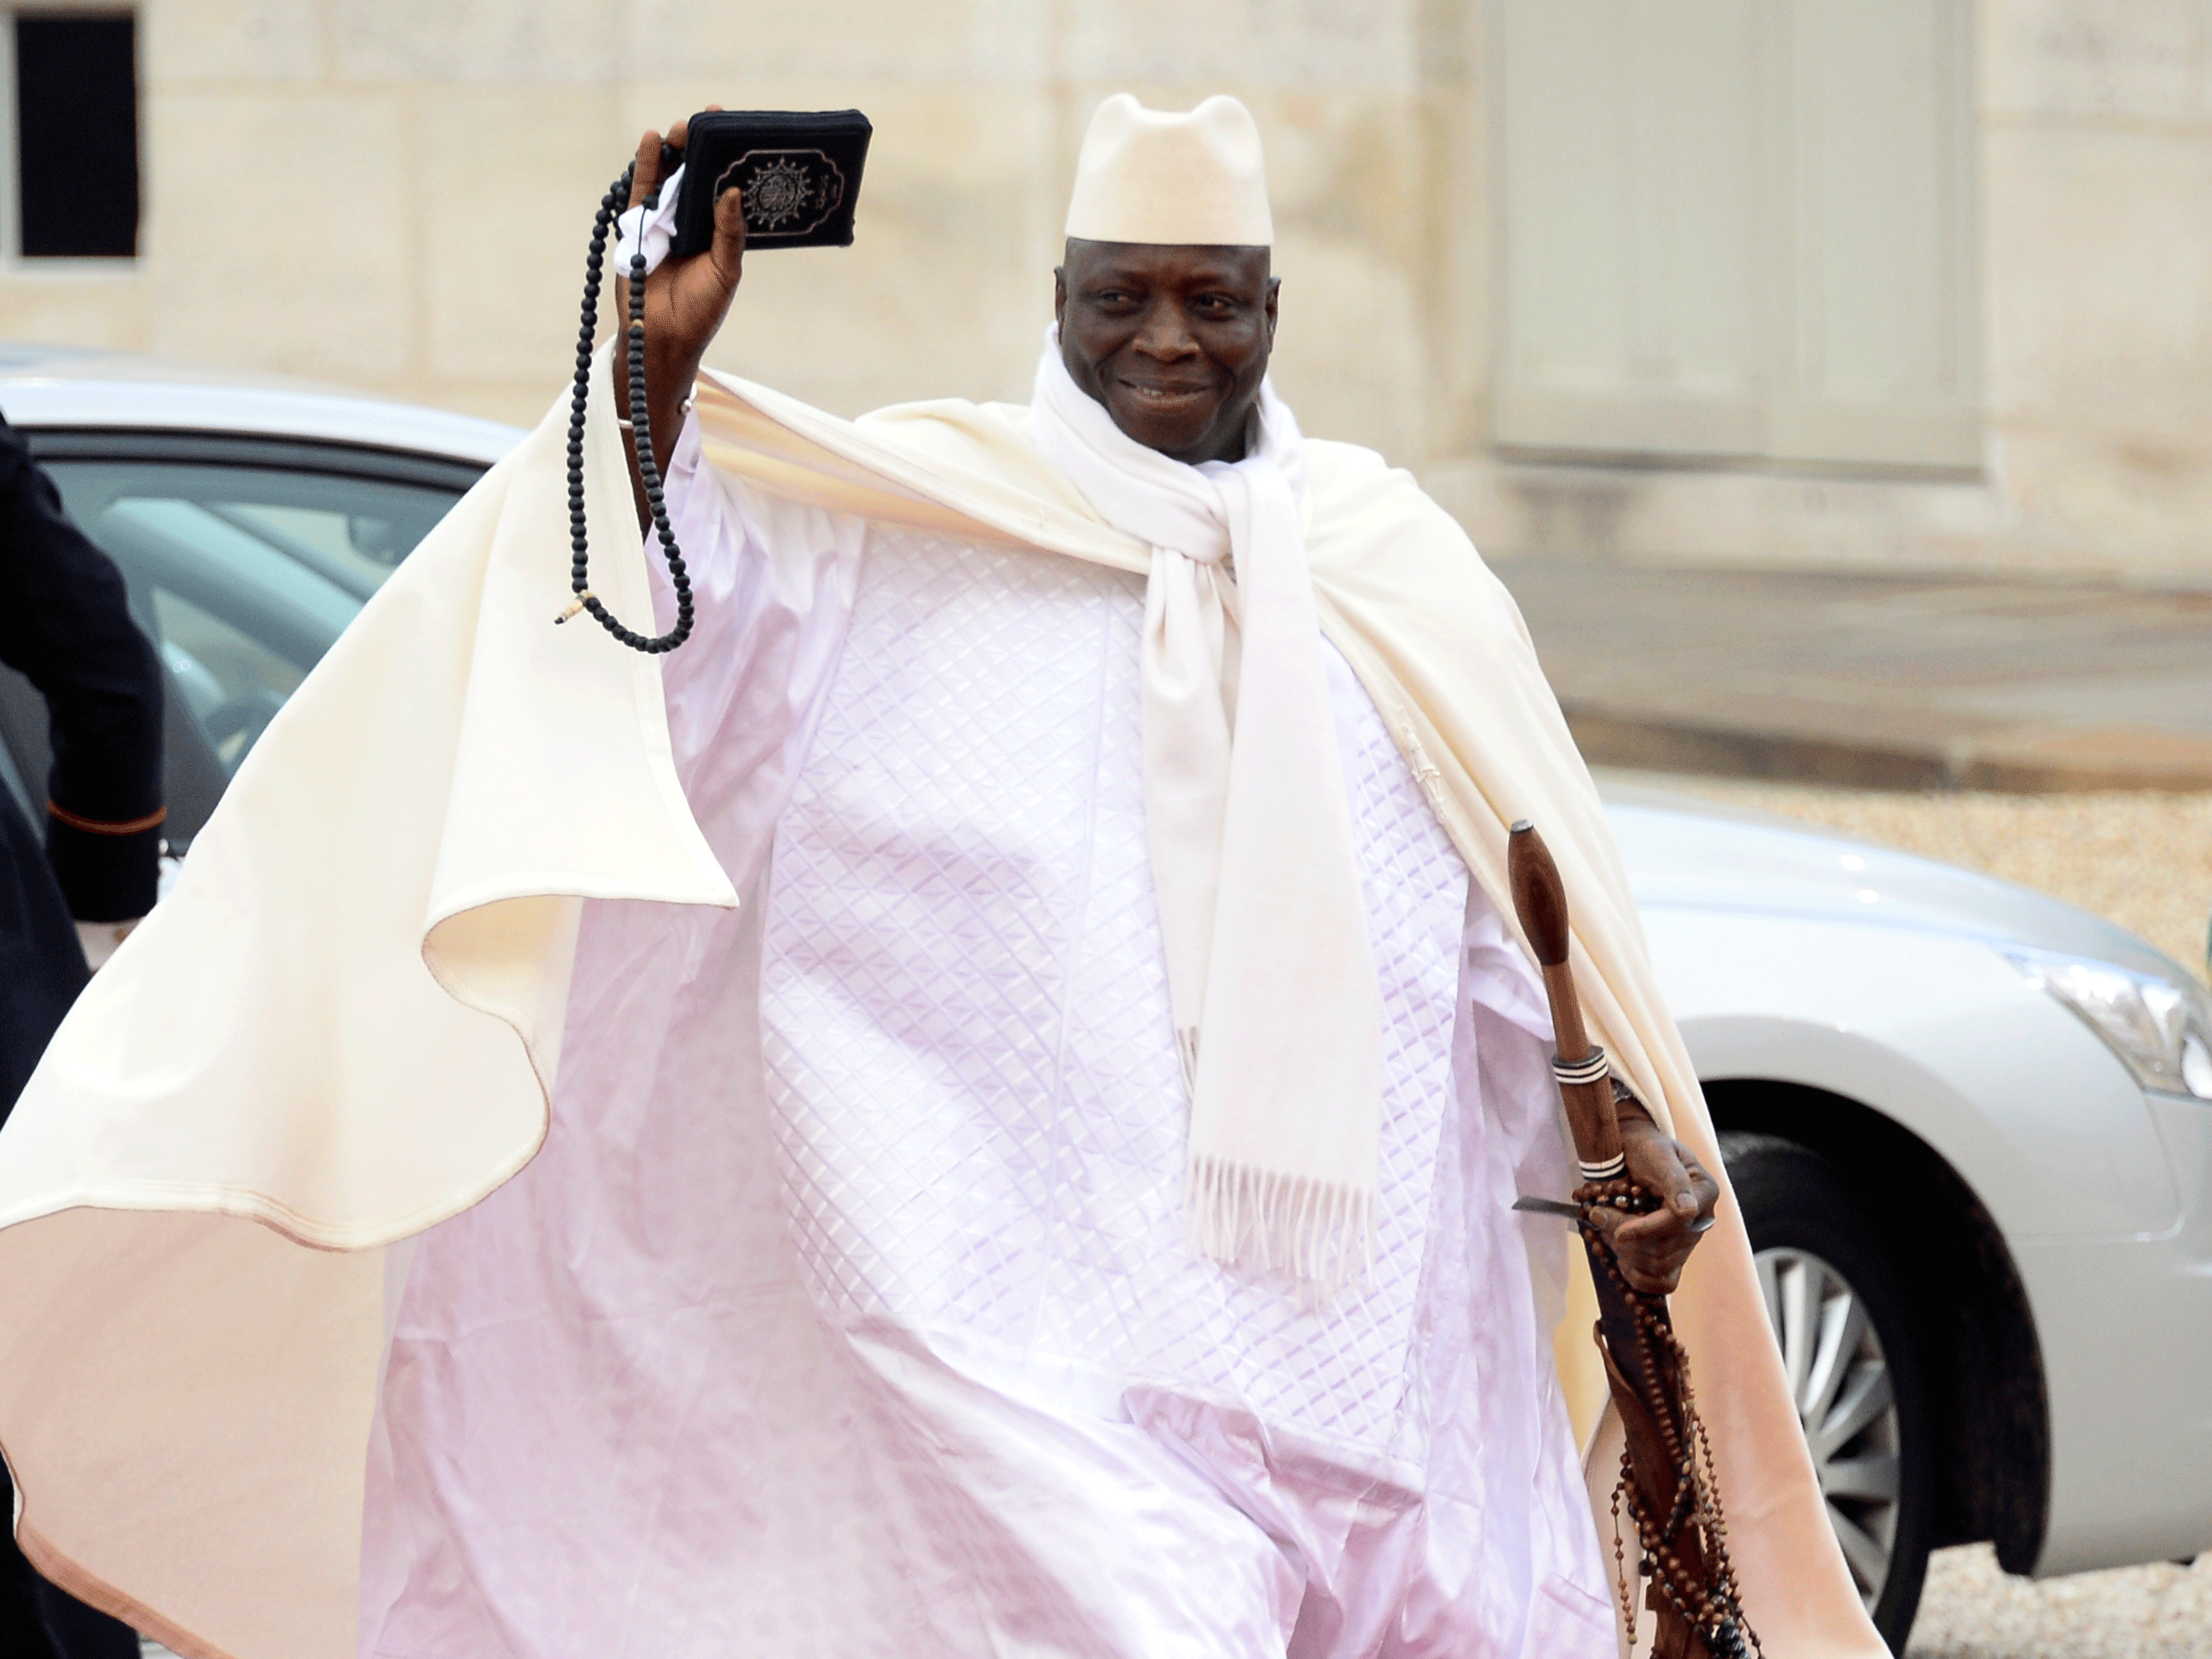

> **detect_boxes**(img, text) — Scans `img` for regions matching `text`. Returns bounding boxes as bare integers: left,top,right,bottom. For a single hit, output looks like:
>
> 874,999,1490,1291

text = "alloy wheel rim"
1754,1245,1904,1610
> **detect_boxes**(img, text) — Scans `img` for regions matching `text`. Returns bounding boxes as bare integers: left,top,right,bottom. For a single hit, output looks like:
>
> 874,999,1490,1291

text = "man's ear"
1265,275,1280,344
1053,267,1067,332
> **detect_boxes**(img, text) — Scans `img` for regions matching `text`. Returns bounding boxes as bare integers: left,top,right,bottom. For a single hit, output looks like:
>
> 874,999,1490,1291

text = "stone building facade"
3,0,2210,579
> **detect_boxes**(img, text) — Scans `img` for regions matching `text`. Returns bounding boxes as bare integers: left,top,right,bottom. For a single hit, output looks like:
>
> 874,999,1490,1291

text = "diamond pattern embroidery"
762,525,1469,1460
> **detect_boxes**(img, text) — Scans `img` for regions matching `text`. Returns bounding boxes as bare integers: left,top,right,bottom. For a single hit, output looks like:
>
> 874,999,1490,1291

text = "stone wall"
2,0,2208,581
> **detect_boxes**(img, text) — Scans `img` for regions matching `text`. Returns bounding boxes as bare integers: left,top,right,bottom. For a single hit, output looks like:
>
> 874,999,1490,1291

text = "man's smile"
1116,375,1214,412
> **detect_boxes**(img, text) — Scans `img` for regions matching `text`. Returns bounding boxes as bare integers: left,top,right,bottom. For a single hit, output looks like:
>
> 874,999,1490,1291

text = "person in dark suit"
0,409,162,1659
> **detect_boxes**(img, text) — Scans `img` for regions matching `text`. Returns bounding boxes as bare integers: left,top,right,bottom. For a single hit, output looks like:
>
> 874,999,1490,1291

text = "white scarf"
1029,335,1384,1295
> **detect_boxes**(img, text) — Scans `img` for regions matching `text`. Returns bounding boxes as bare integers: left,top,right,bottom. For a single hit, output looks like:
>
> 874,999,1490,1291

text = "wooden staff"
1507,820,1755,1659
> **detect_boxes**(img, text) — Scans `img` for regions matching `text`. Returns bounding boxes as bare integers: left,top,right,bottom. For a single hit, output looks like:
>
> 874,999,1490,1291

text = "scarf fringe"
1187,1155,1375,1307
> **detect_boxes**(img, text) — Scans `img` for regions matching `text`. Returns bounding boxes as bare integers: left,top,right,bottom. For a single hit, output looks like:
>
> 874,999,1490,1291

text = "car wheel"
1719,1131,1933,1652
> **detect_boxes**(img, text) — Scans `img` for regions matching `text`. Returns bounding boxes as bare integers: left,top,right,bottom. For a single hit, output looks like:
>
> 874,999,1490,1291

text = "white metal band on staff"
1553,1047,1624,1178
1552,1047,1610,1088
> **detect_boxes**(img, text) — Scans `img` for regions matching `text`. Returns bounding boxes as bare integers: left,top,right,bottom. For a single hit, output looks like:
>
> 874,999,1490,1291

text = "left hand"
1585,1110,1721,1296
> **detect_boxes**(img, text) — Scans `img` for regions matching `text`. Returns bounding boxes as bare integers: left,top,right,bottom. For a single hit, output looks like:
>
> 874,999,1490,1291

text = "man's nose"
1130,303,1201,362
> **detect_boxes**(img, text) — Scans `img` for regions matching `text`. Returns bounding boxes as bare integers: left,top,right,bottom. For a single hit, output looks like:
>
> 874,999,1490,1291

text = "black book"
671,110,873,255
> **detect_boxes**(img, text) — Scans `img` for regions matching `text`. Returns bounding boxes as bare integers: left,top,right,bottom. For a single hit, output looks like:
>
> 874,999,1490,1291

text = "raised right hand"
613,114,747,505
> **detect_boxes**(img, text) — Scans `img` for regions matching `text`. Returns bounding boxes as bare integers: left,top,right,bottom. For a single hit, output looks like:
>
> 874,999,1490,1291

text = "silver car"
2,346,2206,1653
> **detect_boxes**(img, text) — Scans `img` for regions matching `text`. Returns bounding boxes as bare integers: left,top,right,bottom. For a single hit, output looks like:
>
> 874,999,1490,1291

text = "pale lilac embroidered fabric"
358,418,1616,1659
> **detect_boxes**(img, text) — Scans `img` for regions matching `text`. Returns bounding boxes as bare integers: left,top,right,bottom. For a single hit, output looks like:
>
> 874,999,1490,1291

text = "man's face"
1055,240,1280,466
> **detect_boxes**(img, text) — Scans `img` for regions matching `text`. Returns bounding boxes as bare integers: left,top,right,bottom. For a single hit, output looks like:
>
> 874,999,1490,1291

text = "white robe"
358,417,1619,1659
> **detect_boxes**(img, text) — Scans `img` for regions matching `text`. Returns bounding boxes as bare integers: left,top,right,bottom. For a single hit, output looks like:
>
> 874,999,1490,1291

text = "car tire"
1719,1131,1934,1652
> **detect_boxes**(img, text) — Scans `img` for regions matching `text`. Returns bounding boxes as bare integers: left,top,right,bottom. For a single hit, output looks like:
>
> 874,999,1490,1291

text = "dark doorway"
16,14,138,259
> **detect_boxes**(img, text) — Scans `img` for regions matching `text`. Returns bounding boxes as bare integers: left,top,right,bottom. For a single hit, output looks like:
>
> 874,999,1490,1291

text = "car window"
152,588,306,774
41,461,463,778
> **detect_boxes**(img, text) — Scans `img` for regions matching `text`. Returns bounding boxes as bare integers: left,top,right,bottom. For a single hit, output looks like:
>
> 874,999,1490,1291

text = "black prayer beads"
559,160,695,655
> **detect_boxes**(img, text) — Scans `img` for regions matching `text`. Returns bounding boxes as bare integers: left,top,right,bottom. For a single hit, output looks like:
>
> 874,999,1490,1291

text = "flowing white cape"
0,349,1883,1659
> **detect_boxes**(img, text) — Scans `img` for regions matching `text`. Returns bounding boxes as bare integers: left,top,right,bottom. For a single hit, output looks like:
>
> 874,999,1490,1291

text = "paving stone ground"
1504,562,2212,793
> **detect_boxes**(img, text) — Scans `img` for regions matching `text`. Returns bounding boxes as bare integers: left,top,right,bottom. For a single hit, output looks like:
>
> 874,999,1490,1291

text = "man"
0,410,160,1659
0,98,1882,1659
366,97,1710,1655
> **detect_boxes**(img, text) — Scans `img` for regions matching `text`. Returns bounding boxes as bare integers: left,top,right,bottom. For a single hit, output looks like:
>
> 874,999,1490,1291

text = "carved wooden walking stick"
1507,820,1756,1659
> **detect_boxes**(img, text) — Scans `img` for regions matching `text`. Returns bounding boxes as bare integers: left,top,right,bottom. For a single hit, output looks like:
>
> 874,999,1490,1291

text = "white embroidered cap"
1063,93,1275,247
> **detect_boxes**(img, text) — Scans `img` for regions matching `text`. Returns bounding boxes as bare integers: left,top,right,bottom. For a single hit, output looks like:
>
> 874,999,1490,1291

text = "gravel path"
1627,775,2212,1655
1908,1546,2212,1658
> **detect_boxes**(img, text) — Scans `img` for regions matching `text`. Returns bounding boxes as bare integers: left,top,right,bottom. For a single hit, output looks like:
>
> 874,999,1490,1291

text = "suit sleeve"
0,414,164,921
